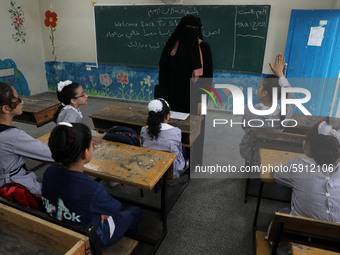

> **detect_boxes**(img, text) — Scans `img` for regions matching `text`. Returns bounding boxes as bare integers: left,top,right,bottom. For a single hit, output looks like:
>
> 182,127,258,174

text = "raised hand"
269,53,285,78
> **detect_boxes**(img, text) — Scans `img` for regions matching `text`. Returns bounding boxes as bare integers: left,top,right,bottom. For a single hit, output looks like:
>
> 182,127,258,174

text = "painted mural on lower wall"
45,61,264,110
0,59,30,96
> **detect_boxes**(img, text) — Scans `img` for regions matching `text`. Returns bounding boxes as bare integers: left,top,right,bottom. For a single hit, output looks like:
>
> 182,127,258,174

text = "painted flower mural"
8,1,27,43
44,10,58,62
44,10,58,28
7,78,15,85
100,74,112,87
143,75,154,87
117,72,129,85
44,10,59,81
13,17,23,27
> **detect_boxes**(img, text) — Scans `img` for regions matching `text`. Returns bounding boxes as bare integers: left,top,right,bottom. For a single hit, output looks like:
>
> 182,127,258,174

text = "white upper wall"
38,0,339,74
0,0,46,95
336,0,340,8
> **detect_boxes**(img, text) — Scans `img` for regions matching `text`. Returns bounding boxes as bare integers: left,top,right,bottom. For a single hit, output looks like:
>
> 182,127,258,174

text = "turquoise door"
285,10,340,116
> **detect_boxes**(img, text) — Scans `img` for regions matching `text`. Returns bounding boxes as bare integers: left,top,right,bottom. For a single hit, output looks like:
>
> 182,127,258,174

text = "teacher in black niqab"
158,14,213,114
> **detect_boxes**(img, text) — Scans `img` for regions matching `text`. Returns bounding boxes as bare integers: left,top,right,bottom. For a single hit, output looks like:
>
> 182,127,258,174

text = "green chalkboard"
94,5,270,73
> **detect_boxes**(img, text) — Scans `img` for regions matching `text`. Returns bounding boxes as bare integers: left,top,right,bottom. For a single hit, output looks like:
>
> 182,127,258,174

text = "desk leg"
253,181,264,229
161,170,168,234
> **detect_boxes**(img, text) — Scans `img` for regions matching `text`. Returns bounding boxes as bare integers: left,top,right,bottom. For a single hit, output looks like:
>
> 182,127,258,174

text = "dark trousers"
96,206,142,247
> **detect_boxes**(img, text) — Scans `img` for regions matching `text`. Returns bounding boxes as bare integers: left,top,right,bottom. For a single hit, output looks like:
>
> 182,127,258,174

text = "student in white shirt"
140,99,185,178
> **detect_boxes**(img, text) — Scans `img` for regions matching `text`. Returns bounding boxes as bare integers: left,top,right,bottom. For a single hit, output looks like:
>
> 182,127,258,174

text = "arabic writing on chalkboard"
94,5,270,73
102,7,222,51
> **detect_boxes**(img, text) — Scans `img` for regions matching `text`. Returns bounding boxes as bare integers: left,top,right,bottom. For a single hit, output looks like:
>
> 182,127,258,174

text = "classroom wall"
36,0,339,109
39,0,338,73
0,0,47,95
2,0,337,106
336,0,340,8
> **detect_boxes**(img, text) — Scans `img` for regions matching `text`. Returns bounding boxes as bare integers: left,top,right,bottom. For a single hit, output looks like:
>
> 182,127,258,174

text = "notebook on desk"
170,111,189,120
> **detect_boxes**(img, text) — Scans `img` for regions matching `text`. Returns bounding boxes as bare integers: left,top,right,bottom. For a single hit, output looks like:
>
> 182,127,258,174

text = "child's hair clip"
318,121,340,143
158,98,170,108
57,80,73,92
148,98,170,113
58,122,73,128
148,99,163,113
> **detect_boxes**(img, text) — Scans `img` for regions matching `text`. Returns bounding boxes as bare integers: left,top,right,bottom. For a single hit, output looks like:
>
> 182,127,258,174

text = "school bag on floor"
103,126,140,146
0,183,44,211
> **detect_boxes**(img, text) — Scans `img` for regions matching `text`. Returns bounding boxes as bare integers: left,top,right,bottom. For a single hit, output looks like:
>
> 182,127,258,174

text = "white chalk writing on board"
103,16,223,51
232,6,268,68
94,5,270,72
147,7,199,18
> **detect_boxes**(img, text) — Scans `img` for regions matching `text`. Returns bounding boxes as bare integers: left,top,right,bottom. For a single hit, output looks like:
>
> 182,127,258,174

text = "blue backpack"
103,126,140,146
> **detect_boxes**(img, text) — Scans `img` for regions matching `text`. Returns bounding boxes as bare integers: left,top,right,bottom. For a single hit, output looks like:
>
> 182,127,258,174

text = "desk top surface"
259,148,304,182
89,104,203,134
38,133,176,190
293,114,340,129
21,96,60,113
290,243,340,255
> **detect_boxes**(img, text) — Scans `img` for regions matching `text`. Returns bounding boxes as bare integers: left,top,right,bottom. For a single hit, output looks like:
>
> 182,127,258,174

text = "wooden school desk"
13,96,60,126
290,243,340,255
255,212,340,255
0,202,90,255
38,133,175,249
244,128,305,204
286,114,340,134
253,148,304,228
259,149,304,182
89,104,204,148
38,133,175,190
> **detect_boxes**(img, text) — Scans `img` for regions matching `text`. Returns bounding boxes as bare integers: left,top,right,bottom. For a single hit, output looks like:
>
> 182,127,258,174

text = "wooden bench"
0,198,138,255
255,212,340,255
102,237,138,255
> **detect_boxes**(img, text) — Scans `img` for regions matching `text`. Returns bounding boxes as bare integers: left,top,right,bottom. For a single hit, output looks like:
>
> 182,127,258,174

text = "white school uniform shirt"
275,156,340,223
56,105,96,136
56,105,83,124
140,123,185,178
0,125,53,194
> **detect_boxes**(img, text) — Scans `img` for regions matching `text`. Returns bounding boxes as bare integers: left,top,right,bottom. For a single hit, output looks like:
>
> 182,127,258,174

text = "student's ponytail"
48,123,91,166
147,99,170,140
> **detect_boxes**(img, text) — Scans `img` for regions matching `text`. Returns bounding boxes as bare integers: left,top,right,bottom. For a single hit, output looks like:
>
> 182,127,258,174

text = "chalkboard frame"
93,4,271,74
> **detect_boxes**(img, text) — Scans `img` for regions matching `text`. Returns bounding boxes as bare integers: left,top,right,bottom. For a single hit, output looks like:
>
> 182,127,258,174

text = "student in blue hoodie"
42,122,142,247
